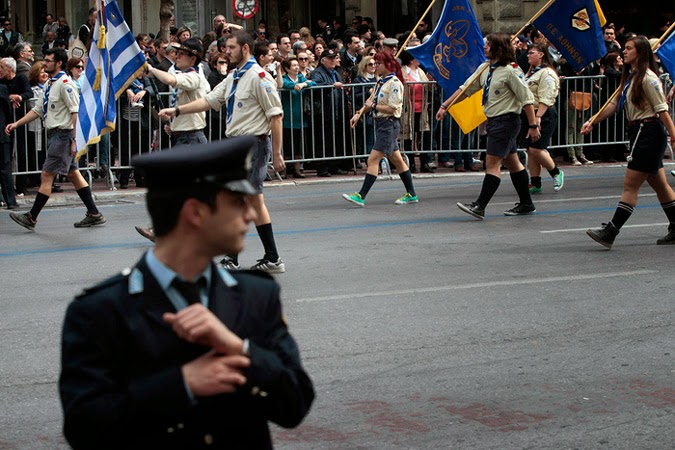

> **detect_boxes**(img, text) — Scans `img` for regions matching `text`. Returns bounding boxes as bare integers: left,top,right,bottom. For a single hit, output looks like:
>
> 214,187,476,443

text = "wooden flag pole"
350,0,438,127
587,21,675,126
444,0,557,111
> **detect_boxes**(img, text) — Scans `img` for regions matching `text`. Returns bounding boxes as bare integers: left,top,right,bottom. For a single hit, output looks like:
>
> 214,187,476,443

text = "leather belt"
628,117,659,126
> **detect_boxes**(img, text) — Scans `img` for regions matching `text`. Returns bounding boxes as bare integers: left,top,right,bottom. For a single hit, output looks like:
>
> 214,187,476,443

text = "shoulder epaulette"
76,271,128,298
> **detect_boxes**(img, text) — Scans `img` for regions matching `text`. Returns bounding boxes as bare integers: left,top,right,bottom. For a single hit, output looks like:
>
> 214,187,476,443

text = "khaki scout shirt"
373,75,403,119
526,66,559,109
610,69,668,121
207,63,283,137
172,69,209,131
32,75,79,130
463,62,534,118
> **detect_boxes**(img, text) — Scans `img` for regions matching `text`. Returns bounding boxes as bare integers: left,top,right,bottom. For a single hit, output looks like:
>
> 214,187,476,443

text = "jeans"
0,141,17,206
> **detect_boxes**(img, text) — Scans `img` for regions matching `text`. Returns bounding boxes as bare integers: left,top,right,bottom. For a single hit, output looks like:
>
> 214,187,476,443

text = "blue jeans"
0,141,17,206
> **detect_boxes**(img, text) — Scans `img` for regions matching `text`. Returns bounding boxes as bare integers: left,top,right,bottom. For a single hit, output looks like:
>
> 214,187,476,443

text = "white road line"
295,270,657,303
541,222,668,233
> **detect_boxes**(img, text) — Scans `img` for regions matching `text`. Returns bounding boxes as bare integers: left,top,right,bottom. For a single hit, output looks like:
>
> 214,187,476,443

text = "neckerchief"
43,71,66,117
226,57,256,125
170,66,197,108
482,63,505,106
372,73,395,107
526,65,543,81
617,71,636,112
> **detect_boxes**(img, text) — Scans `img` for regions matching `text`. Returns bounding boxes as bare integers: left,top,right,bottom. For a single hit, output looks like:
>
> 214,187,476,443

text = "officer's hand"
182,351,249,396
435,107,447,121
164,304,243,355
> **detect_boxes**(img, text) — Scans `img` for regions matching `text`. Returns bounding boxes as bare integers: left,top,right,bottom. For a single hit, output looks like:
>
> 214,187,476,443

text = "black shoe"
657,225,675,245
317,171,332,177
10,212,37,230
421,164,436,173
7,203,19,210
504,203,536,216
457,201,485,220
586,222,619,249
135,226,156,242
52,185,63,193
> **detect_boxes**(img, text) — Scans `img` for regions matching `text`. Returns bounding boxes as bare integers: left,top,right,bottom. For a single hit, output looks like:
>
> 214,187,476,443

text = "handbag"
569,92,592,111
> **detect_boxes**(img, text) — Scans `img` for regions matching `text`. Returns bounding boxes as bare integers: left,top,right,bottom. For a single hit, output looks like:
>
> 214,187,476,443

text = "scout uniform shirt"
462,61,534,118
610,69,668,121
373,75,403,119
31,75,79,130
207,63,283,137
171,68,210,132
526,66,560,109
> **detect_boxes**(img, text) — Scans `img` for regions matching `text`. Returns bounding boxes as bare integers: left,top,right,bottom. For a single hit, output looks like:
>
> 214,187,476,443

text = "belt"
46,128,72,137
171,130,203,137
628,117,659,126
375,116,397,121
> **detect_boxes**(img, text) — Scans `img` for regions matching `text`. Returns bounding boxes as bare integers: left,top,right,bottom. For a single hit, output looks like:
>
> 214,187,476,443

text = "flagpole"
350,0,438,127
587,23,675,126
444,0,558,111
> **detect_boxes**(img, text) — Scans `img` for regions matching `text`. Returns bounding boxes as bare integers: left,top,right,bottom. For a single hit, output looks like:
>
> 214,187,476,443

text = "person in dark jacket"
59,137,314,449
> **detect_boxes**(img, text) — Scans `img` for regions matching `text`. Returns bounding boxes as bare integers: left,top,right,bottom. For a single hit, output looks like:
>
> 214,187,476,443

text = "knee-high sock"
611,201,634,229
661,200,675,225
476,174,501,208
510,169,534,205
29,192,49,220
358,173,377,199
398,170,416,196
76,186,99,214
257,223,279,261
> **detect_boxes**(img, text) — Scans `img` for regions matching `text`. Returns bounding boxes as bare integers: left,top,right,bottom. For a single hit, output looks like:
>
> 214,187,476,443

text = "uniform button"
121,267,131,276
251,386,260,396
177,423,184,429
167,427,174,433
259,391,268,397
204,434,214,445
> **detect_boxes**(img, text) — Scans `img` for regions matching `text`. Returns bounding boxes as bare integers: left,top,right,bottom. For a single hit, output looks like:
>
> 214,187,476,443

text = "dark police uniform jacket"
59,257,314,449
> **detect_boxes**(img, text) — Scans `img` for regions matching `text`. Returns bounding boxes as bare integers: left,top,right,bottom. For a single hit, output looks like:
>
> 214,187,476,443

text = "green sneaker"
529,185,542,194
395,193,419,205
553,170,564,191
342,192,365,207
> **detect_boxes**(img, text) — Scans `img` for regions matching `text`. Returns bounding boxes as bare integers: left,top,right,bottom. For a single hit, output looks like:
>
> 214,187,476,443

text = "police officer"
59,137,314,449
6,48,106,230
158,30,286,274
436,32,540,220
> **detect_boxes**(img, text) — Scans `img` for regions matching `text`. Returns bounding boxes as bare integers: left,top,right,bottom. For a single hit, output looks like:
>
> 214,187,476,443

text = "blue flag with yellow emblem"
407,0,486,133
533,0,607,73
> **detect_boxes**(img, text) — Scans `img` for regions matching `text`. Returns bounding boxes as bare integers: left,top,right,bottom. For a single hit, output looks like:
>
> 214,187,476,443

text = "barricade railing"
8,74,675,189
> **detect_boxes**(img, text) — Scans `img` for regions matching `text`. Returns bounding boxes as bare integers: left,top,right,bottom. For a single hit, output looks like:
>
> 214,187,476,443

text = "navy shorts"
43,129,77,175
373,118,400,156
249,135,272,194
519,107,557,150
486,113,520,158
626,121,666,175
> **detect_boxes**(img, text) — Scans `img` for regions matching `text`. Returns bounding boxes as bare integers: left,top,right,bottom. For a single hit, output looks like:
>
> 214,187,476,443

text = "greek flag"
76,0,147,159
406,0,487,133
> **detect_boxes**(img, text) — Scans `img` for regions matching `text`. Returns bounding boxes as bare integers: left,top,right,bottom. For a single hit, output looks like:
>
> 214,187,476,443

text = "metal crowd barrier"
7,74,675,191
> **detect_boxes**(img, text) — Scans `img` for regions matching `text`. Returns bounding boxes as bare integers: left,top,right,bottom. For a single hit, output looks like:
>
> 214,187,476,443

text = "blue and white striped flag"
76,0,147,159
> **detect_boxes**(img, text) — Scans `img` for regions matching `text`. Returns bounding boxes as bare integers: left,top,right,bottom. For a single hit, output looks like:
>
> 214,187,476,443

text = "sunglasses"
216,60,227,64
367,62,377,66
75,65,84,69
298,57,308,61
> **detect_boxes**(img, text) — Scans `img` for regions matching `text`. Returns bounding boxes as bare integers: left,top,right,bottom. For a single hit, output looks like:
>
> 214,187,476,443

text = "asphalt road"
1,165,674,449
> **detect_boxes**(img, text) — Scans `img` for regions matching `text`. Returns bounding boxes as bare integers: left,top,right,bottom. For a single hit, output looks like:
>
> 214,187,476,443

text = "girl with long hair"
342,51,419,206
582,36,675,247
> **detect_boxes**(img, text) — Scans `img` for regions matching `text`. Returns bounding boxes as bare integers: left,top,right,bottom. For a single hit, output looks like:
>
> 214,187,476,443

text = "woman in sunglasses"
65,57,85,93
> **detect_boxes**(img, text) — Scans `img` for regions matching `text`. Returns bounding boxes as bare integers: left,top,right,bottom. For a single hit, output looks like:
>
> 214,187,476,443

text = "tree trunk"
159,0,174,41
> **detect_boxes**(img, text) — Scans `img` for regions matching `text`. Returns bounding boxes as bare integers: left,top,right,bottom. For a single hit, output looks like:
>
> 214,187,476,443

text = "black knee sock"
510,169,534,205
547,166,560,177
611,201,635,229
256,223,279,262
398,170,416,196
476,174,501,208
76,186,99,215
358,173,377,199
29,192,49,220
661,200,675,225
531,176,542,188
